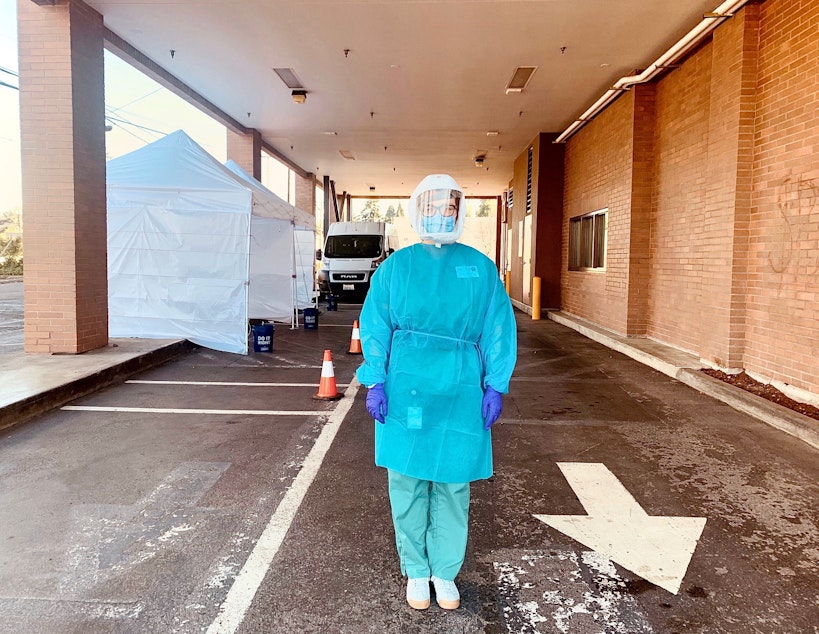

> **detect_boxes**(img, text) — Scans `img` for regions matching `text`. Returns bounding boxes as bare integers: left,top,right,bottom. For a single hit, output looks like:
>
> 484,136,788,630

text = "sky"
0,0,250,213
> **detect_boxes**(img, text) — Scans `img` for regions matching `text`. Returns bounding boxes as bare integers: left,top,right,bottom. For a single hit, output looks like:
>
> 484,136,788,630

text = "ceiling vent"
505,66,537,94
339,150,355,160
273,68,304,89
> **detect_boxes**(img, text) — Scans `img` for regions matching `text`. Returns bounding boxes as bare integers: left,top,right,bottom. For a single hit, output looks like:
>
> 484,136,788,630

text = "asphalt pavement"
0,279,817,633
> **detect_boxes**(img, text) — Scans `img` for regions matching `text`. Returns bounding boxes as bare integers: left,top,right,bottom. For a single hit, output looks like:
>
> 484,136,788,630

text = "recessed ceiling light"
324,131,338,136
486,131,499,137
505,66,537,94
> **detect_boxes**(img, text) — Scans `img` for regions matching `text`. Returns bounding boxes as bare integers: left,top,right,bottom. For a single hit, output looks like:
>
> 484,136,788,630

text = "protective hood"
408,174,465,244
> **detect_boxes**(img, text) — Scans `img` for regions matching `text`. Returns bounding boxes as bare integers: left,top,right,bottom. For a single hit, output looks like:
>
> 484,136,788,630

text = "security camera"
474,156,485,167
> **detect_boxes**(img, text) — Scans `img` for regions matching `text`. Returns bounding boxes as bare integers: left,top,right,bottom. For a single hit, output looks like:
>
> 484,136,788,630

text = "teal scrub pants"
387,469,471,581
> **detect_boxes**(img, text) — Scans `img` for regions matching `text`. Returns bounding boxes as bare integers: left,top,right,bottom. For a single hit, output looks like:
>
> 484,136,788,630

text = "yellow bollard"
504,270,511,295
532,276,541,320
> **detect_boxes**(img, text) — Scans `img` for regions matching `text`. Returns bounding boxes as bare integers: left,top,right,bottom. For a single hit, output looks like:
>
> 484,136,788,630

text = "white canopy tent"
223,159,316,321
107,130,316,354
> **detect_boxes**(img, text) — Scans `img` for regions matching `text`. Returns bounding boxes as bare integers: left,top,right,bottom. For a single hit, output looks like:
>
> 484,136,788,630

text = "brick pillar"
626,84,656,336
18,0,108,354
226,129,262,181
294,172,316,217
533,133,564,309
699,3,760,368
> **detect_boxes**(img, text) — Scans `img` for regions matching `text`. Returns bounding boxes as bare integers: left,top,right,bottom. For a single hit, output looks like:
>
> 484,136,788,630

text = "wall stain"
768,173,819,295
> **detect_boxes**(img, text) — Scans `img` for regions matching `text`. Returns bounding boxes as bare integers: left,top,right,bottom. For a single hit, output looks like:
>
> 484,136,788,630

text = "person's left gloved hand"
366,383,388,424
481,385,503,430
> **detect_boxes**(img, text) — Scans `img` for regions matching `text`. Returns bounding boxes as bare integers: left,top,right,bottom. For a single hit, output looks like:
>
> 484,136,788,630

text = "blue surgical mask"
421,212,455,234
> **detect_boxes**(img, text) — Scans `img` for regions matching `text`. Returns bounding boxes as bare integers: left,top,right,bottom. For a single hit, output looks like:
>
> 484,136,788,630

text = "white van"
317,221,396,297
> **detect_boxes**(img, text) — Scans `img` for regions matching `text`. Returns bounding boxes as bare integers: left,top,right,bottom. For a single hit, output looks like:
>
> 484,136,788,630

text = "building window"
569,208,607,270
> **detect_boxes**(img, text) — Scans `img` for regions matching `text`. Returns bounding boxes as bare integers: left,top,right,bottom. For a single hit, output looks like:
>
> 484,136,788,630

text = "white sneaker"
431,576,460,610
406,577,430,610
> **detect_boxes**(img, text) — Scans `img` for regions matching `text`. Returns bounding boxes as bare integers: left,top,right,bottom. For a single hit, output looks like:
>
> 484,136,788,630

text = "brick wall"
561,94,635,334
294,173,316,218
559,0,818,395
18,0,108,353
746,0,819,393
697,4,759,369
533,133,564,309
646,40,712,355
627,84,656,336
226,129,262,180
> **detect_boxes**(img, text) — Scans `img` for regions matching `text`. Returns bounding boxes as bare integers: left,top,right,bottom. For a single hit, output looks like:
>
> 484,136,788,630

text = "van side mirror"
387,248,395,256
315,249,322,260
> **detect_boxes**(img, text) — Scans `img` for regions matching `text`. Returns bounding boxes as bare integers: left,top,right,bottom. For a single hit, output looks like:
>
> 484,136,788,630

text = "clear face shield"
416,189,462,236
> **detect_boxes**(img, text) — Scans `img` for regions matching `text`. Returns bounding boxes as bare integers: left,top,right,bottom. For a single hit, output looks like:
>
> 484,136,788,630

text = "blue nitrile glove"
481,386,503,430
366,383,388,424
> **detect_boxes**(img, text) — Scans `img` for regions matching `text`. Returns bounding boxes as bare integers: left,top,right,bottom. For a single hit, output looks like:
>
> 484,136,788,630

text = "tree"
355,199,382,222
0,207,23,275
476,199,491,217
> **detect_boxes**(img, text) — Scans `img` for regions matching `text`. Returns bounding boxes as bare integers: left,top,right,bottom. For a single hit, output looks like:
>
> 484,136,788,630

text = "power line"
0,66,18,78
106,118,153,146
107,87,162,113
105,113,166,136
0,80,18,91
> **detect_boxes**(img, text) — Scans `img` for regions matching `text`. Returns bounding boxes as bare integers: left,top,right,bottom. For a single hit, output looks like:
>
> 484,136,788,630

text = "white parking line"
61,406,329,416
125,380,348,387
206,378,360,634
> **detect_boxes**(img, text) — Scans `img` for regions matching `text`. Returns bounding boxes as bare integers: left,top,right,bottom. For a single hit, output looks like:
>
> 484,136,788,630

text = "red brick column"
626,84,656,336
226,128,262,181
18,0,108,354
294,172,316,218
699,3,760,368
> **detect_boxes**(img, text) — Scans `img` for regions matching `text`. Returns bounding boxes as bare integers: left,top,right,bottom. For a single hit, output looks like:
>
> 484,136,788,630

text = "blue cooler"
303,307,319,330
252,323,274,352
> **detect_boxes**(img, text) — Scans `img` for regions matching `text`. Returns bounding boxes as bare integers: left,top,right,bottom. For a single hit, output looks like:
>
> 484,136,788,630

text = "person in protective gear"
356,174,517,610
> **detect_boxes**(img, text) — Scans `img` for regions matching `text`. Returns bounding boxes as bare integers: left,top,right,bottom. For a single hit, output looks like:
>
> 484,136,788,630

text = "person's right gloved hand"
366,383,388,424
481,385,503,430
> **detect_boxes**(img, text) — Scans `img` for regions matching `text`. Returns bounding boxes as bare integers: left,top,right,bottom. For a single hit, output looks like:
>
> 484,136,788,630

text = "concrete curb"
0,340,196,432
547,311,819,450
676,369,819,450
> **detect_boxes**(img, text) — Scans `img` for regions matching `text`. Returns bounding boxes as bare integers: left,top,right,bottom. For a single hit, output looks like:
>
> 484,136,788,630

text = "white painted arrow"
533,462,706,595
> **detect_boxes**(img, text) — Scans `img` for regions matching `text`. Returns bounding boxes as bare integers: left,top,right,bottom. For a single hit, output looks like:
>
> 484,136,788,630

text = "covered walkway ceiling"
90,0,719,197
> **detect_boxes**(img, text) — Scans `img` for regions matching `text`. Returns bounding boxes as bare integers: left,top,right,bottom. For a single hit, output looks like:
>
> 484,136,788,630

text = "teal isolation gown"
356,241,517,483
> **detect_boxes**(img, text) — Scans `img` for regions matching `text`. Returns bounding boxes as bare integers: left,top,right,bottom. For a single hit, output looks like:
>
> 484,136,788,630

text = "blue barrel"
252,323,274,352
326,294,338,311
303,307,319,330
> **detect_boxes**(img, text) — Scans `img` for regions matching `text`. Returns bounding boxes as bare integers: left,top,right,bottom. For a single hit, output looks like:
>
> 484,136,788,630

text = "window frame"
568,208,607,271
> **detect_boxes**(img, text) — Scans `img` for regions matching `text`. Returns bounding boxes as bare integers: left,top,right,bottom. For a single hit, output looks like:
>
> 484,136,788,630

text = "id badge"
407,407,423,430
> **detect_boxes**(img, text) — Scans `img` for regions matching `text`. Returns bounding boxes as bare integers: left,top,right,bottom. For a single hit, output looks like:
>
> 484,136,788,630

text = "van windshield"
325,235,382,258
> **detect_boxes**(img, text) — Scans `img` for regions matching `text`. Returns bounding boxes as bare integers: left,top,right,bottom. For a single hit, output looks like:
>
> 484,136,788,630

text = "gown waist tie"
400,329,478,347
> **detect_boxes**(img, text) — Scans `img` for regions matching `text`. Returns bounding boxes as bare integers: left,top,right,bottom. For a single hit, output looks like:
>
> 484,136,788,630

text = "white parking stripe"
61,406,328,416
125,380,348,387
206,378,360,634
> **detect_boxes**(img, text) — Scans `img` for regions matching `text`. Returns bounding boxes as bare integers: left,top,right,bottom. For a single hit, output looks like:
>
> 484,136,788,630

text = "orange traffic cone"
347,320,363,355
313,349,343,400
